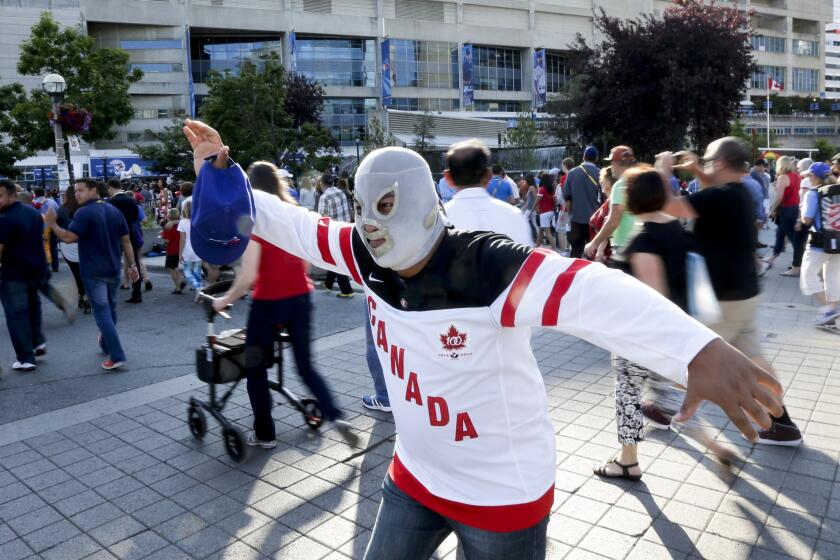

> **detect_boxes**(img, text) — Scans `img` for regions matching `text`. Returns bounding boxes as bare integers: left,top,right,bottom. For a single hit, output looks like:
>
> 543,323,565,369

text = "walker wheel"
187,406,207,439
301,398,323,431
223,426,246,463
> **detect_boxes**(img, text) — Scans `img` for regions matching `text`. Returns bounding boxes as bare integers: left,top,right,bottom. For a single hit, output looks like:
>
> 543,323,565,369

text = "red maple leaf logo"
440,324,467,351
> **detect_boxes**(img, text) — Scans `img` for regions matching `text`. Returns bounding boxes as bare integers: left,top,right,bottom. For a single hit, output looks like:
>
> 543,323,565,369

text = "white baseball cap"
278,168,293,179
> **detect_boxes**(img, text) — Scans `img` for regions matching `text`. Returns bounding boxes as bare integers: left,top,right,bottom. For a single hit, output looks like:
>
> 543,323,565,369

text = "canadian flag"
768,78,783,91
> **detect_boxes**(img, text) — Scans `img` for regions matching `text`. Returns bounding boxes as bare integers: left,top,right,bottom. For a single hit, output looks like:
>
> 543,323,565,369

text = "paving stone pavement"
0,248,838,559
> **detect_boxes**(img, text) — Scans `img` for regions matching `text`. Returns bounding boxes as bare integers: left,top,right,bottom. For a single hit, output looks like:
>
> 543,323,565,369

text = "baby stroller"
186,280,324,462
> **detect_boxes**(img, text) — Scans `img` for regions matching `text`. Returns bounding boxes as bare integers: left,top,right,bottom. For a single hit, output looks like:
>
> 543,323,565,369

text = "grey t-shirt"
563,162,602,224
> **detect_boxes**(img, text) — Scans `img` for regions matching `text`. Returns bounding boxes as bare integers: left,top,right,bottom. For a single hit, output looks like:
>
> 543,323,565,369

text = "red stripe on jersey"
541,259,592,326
389,454,553,532
339,226,362,285
500,248,551,327
316,216,336,265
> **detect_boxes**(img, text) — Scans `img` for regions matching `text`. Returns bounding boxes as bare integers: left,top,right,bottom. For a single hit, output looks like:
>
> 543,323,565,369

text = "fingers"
182,124,198,147
755,368,783,397
740,392,773,430
726,405,759,443
213,146,229,169
674,390,701,424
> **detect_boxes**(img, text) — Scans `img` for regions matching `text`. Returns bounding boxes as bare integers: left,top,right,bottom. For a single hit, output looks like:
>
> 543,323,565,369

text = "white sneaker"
12,362,36,372
816,307,840,326
34,344,47,356
246,433,278,449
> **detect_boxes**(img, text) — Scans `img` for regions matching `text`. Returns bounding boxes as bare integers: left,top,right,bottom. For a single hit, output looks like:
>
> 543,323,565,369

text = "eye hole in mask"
374,187,398,220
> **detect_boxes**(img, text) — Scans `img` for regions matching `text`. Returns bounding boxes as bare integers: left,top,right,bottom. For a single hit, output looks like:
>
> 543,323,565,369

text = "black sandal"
593,458,642,481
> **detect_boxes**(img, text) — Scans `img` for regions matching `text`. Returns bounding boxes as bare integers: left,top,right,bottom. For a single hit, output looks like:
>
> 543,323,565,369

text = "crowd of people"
1,116,838,558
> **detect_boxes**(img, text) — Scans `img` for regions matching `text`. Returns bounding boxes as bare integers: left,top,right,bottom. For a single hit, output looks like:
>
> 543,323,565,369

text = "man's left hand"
677,338,783,442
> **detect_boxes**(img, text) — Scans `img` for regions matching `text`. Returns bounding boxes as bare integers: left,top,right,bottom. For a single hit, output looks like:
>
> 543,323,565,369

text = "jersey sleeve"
489,249,718,386
251,189,362,284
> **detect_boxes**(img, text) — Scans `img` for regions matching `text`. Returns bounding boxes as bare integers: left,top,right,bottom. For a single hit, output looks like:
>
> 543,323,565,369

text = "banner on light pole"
462,43,474,108
381,38,392,106
533,49,546,109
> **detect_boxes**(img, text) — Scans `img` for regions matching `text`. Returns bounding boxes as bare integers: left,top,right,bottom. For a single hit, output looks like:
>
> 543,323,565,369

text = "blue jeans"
364,476,548,560
83,276,126,362
365,306,389,405
0,278,45,364
183,261,203,290
245,294,340,440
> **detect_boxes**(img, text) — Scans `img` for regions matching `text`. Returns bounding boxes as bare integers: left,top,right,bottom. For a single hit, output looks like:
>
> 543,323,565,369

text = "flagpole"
766,89,770,150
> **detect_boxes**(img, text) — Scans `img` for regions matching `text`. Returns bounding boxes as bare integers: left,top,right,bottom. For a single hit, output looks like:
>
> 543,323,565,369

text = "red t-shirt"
161,224,180,256
252,235,313,300
781,171,801,208
537,186,554,214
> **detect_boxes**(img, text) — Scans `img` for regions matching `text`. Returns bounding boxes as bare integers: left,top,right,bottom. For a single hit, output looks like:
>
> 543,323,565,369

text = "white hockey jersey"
250,189,718,532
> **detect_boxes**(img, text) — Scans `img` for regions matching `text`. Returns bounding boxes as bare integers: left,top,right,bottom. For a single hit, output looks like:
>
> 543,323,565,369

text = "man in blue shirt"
487,164,516,204
45,178,138,370
0,180,50,371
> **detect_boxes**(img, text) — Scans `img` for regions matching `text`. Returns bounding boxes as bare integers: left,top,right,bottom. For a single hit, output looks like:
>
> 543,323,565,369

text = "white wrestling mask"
353,147,445,270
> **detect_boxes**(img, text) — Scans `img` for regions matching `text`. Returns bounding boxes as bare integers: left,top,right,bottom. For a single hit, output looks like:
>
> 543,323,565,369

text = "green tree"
412,111,436,152
132,119,194,180
0,82,33,177
729,117,776,161
11,12,142,151
813,138,837,163
561,0,752,160
363,115,396,154
199,53,338,174
504,113,539,172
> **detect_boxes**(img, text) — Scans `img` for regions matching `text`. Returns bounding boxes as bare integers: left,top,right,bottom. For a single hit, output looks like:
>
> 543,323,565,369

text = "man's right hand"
583,241,597,259
182,119,229,176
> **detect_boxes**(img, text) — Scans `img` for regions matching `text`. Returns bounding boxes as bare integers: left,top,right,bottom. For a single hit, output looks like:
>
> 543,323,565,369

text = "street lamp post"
42,73,74,190
354,137,361,170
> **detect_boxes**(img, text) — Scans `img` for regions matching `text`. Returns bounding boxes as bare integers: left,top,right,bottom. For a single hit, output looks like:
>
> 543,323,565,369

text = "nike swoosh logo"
368,273,384,283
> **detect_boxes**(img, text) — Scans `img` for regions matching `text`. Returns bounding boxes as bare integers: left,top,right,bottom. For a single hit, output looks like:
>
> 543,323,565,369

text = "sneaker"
101,360,127,371
320,282,334,291
362,395,392,412
12,361,36,372
246,433,278,449
816,307,840,326
336,292,355,299
145,280,153,292
34,343,47,357
331,419,359,447
757,421,803,447
641,401,672,430
125,297,142,304
756,260,770,277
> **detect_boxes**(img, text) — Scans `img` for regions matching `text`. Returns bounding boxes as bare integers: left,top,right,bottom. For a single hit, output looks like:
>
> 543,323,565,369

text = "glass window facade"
545,52,569,93
388,39,458,89
321,98,377,144
390,98,460,111
296,37,375,87
474,47,522,91
131,63,183,73
792,39,819,57
121,39,183,50
751,65,785,89
751,35,785,53
135,108,176,119
473,99,527,112
791,68,819,92
190,35,282,83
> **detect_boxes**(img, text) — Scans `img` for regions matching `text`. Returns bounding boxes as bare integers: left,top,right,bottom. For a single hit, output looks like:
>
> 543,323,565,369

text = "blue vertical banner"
533,48,546,110
185,25,195,117
289,31,297,74
381,38,392,106
462,43,474,108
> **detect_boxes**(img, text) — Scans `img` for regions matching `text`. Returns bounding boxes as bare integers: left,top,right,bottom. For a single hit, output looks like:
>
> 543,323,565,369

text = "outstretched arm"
491,251,783,441
182,119,362,284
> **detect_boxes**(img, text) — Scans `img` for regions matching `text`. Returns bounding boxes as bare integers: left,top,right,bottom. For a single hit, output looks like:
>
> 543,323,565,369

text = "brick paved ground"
1,247,838,560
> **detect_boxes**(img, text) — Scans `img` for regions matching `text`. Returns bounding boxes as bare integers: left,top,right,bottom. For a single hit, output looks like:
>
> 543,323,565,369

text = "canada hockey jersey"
249,189,718,532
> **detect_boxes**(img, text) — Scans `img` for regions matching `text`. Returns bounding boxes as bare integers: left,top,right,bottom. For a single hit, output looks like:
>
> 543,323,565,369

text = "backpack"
815,183,840,254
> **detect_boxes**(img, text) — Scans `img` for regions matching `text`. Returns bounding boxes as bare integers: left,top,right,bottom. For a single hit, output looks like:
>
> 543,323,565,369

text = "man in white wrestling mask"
183,119,783,560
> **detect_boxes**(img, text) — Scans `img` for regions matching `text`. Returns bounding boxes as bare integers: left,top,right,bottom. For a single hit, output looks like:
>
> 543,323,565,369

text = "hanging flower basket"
48,103,92,135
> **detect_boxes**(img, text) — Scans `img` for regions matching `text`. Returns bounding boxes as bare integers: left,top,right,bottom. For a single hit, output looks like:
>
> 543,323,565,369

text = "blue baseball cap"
808,162,831,180
190,160,255,265
583,146,599,161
